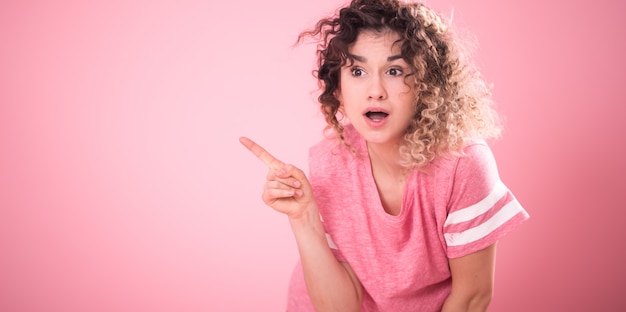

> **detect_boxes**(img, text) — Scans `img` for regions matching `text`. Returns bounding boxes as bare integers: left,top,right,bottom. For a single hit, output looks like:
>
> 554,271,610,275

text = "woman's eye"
351,67,365,77
387,68,403,76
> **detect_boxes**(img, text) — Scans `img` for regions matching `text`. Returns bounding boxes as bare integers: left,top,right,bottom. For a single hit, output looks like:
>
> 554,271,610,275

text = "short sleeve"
309,138,349,263
444,143,529,258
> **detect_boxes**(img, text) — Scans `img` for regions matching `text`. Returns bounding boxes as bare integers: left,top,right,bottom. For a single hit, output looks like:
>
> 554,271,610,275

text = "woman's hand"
239,136,315,219
240,136,363,311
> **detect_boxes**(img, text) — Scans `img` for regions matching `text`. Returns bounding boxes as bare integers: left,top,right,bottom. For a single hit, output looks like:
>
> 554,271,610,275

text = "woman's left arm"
441,243,497,312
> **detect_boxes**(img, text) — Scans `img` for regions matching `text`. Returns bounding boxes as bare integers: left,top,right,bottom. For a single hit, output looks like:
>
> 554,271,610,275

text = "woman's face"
336,29,417,148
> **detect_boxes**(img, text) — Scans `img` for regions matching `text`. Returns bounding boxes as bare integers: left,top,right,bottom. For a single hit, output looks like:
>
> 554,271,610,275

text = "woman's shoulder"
309,125,364,174
425,139,495,175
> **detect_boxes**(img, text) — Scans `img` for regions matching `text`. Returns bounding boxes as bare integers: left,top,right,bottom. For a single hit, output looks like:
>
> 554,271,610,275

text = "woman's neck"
366,140,406,180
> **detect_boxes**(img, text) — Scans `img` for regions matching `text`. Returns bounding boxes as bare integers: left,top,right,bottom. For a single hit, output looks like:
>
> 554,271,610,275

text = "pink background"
1,0,624,311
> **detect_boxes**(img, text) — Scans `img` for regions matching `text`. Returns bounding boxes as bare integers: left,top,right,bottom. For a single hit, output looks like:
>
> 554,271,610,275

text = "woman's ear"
334,88,343,102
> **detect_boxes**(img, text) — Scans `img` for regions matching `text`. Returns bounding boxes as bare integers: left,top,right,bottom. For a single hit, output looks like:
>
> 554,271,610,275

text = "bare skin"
442,244,496,311
336,30,415,216
239,136,363,312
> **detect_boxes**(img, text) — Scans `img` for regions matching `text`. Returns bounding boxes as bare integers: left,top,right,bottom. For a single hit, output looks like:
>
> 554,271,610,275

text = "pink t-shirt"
287,125,529,311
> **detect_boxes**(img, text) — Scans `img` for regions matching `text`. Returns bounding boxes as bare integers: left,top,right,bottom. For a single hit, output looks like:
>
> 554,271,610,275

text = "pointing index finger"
239,136,285,170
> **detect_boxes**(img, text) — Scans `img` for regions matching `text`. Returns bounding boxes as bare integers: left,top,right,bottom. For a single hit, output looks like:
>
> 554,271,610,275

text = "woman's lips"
363,108,389,128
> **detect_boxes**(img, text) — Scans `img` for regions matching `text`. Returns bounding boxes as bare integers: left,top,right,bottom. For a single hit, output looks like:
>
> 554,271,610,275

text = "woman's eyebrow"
347,53,403,62
348,53,366,62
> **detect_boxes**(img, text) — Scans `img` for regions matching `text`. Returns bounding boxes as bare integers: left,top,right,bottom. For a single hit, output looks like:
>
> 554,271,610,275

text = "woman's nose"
367,76,387,100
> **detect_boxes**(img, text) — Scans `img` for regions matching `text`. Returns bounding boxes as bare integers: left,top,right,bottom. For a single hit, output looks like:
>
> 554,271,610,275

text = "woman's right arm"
288,194,363,312
239,137,363,311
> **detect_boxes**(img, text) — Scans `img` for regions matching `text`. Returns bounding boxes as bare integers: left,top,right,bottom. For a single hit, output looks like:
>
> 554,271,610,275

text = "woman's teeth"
365,112,389,121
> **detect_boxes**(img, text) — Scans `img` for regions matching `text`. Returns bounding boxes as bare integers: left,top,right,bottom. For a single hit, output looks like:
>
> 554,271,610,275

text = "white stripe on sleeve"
444,199,523,246
444,181,508,227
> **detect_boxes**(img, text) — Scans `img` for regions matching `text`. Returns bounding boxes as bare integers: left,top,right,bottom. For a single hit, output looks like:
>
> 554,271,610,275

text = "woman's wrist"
288,203,323,235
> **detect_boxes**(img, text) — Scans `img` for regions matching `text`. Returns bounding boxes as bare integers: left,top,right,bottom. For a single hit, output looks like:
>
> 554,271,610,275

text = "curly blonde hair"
299,0,502,169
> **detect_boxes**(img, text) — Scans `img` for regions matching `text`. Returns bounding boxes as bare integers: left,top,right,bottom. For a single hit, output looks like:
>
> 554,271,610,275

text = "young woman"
240,0,529,311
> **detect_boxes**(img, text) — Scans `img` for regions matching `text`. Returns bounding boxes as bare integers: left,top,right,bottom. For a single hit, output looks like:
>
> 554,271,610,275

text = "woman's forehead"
349,30,403,54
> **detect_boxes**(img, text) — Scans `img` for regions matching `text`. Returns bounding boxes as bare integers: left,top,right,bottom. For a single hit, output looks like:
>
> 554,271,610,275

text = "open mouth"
365,111,389,122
